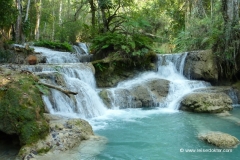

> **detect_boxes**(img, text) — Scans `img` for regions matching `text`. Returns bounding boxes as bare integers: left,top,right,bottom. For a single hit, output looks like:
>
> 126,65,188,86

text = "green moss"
233,81,240,90
34,40,73,52
92,51,157,87
37,146,51,154
0,71,49,146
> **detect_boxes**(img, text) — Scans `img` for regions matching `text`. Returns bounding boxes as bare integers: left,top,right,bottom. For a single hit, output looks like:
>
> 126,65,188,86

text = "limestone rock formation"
18,114,94,159
199,132,239,148
99,78,169,108
180,92,233,113
183,50,218,83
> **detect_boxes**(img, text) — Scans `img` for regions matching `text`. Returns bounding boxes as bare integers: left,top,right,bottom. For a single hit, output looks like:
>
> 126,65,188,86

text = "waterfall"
34,47,80,63
156,53,210,110
73,43,93,62
21,46,214,118
29,47,107,118
227,89,239,105
100,53,210,110
157,52,188,75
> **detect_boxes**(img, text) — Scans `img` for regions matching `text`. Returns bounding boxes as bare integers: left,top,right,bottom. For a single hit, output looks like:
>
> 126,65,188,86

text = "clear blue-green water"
90,107,240,160
1,107,240,160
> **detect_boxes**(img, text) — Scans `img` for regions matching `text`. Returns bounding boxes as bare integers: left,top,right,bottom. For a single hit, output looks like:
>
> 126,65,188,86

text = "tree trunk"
191,0,206,18
22,0,31,43
222,0,239,25
59,0,62,25
97,0,108,33
24,0,31,22
51,0,55,41
100,8,108,32
67,0,70,19
38,82,78,97
213,0,240,79
15,0,22,43
89,0,96,31
35,0,42,41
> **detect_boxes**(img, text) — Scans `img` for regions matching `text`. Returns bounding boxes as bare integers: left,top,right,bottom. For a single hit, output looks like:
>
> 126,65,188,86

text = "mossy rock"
92,51,157,87
0,68,49,146
199,132,239,148
180,92,233,113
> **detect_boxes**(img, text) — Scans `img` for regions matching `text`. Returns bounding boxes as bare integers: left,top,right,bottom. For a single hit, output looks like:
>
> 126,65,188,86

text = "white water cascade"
18,47,213,118
32,47,107,118
102,53,211,110
73,43,93,62
157,53,211,109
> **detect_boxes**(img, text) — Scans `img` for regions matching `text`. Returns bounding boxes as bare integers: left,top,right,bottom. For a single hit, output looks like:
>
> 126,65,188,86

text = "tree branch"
39,82,78,97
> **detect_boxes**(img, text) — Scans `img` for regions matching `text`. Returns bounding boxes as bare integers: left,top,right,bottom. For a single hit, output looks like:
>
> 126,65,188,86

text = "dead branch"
39,81,78,97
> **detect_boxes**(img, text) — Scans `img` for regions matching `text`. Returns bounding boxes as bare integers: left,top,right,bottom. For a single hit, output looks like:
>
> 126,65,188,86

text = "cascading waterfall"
21,47,229,118
102,53,210,110
157,53,211,109
157,52,188,75
34,47,80,63
31,46,107,118
73,43,93,62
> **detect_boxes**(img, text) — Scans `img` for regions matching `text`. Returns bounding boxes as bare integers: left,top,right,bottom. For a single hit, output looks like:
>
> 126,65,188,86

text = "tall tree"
88,0,96,31
0,0,17,41
15,0,23,43
213,0,240,78
34,0,42,40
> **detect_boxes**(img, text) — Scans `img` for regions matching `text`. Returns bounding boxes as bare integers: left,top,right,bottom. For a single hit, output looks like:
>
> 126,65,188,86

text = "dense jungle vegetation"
0,0,239,79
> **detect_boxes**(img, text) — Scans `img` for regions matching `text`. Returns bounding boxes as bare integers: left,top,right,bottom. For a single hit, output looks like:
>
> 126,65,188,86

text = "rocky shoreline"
18,114,94,160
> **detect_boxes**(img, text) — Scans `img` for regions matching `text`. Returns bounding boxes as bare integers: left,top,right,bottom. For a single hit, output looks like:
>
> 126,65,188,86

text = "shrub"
90,32,153,58
0,49,14,63
34,41,73,52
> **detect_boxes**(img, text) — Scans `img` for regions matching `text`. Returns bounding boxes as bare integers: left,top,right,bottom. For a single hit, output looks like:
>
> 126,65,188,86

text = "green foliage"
174,16,224,52
0,49,14,63
99,0,113,9
213,24,240,79
22,20,31,36
95,63,106,72
91,32,153,57
35,84,50,96
0,0,17,28
34,41,73,52
0,72,49,146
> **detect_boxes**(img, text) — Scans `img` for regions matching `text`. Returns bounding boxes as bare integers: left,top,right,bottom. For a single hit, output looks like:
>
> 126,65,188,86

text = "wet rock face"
180,92,233,113
183,50,218,83
199,132,239,148
99,78,170,108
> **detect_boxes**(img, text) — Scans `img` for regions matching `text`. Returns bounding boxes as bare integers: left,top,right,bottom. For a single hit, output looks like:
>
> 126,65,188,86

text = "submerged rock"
180,92,232,113
199,132,239,148
183,50,218,83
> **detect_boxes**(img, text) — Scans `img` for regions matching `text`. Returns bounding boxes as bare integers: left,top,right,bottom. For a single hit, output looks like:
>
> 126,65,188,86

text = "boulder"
27,55,37,65
18,114,94,159
99,78,170,108
199,132,239,148
99,88,141,109
35,54,47,63
195,86,239,104
180,92,233,113
98,89,113,108
145,78,169,101
183,50,218,83
131,85,156,107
